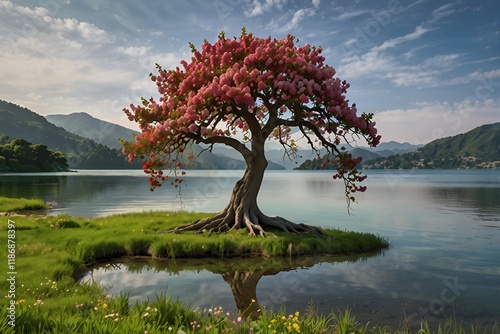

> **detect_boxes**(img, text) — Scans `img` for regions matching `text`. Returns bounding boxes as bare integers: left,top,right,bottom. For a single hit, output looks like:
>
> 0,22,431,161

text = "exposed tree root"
172,159,324,237
172,205,324,237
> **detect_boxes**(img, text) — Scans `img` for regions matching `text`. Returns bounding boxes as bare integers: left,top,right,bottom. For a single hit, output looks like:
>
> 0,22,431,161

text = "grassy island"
0,196,48,213
0,198,496,333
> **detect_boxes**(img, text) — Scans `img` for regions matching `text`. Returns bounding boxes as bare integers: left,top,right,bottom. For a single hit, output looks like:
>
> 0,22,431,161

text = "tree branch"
194,135,253,164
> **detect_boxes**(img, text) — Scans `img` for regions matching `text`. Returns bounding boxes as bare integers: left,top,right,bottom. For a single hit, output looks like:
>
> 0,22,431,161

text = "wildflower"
237,316,242,323
15,299,25,305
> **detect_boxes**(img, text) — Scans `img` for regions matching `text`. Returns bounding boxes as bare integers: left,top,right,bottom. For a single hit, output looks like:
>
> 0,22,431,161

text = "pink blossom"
122,30,380,202
188,123,198,132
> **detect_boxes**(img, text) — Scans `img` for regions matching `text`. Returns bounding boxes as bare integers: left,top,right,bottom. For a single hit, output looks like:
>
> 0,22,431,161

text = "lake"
1,169,499,329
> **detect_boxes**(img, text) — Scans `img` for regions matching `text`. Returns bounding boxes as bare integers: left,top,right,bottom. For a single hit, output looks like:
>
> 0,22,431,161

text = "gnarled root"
172,205,324,237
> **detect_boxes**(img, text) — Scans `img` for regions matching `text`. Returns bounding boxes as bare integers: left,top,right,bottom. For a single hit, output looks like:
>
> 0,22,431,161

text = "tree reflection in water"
81,252,384,320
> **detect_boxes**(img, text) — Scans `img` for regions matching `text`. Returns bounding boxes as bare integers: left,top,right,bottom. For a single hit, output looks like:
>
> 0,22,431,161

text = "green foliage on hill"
0,136,68,172
363,123,500,169
0,100,141,169
295,147,381,170
1,100,281,170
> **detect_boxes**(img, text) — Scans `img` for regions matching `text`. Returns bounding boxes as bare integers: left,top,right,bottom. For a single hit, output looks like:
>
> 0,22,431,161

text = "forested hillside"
363,123,500,169
0,100,141,169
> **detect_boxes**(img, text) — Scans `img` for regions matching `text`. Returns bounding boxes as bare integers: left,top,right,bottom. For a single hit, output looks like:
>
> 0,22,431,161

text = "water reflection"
3,170,500,330
0,174,68,198
426,187,500,222
80,252,383,320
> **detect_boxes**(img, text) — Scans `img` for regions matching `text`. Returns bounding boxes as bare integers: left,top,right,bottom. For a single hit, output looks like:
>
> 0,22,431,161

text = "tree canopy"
123,30,381,235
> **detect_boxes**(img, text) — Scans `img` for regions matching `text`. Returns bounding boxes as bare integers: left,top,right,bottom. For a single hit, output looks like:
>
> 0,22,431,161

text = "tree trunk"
173,146,323,236
222,270,264,320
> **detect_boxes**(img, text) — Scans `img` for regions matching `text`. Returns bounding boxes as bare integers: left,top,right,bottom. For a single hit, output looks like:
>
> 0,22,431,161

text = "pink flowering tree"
122,30,381,236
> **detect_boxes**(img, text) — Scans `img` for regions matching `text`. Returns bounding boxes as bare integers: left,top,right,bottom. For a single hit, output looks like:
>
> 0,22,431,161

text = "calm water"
1,169,499,329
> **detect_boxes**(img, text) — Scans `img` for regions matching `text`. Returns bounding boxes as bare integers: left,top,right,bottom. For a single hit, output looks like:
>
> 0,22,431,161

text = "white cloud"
374,99,500,144
0,0,185,128
337,51,393,78
439,69,500,87
333,9,369,21
422,53,461,67
372,25,430,52
312,0,321,9
428,3,456,24
245,0,288,17
384,70,438,87
384,67,500,89
0,1,110,45
285,8,317,31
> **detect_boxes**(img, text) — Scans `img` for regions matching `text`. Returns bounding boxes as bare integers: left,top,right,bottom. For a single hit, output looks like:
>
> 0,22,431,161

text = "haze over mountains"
46,112,138,150
0,100,141,169
1,99,497,171
296,122,500,170
45,111,286,170
362,122,500,169
47,111,421,170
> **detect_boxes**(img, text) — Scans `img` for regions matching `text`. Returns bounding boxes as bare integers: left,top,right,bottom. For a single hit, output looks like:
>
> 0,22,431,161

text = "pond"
1,169,499,329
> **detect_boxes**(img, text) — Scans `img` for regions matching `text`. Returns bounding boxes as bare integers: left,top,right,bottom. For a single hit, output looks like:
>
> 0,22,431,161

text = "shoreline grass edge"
1,198,497,333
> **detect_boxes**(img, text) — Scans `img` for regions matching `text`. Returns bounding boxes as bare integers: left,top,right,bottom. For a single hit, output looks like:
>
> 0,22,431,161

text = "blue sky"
0,0,498,144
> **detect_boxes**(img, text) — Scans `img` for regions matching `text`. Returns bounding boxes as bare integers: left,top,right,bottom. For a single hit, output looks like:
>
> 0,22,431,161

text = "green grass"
0,196,48,212
0,200,496,333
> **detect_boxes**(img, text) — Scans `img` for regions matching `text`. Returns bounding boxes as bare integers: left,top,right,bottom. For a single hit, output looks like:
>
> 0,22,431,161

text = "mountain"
46,112,138,150
186,145,284,170
284,142,420,170
46,112,285,169
265,142,420,169
210,145,318,170
0,100,141,169
0,100,84,151
363,123,500,169
371,141,422,153
294,147,382,170
0,100,282,170
46,112,284,170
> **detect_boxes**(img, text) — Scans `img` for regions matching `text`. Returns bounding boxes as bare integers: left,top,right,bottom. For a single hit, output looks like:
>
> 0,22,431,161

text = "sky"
0,0,498,145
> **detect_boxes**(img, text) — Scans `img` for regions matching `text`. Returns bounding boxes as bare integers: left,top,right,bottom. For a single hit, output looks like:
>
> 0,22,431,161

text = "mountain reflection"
81,252,383,320
426,186,500,221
